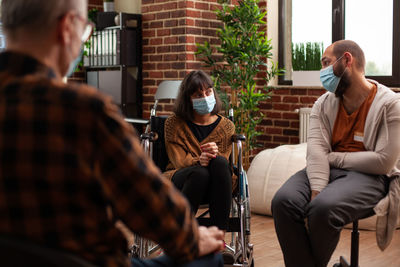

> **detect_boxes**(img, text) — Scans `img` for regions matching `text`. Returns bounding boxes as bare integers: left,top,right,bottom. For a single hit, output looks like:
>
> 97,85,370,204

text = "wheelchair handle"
231,134,246,142
140,132,158,142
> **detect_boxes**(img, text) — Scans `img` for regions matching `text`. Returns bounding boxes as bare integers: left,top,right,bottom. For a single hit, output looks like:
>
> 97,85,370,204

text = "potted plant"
103,0,115,12
292,42,323,86
196,0,282,169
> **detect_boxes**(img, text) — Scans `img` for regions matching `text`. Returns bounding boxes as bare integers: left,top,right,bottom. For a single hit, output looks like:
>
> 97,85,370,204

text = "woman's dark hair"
174,70,222,121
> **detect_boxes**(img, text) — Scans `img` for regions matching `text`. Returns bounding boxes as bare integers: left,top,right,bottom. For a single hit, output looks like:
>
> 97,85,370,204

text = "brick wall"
255,87,326,152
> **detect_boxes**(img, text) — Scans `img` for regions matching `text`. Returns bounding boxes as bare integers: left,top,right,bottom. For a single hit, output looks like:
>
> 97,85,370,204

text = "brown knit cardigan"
163,114,235,180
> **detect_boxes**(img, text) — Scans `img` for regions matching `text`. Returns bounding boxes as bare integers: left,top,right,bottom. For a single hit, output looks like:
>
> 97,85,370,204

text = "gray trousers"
271,168,388,267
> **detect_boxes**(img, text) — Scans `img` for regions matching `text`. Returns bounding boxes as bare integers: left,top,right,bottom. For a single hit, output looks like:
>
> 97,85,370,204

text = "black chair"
0,235,97,267
333,220,360,267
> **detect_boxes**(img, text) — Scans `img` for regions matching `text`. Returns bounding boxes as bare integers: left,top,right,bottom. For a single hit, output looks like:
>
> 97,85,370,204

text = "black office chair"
0,235,97,267
333,220,360,267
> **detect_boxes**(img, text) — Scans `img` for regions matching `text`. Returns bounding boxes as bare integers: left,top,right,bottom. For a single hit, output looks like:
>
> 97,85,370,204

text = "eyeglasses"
74,14,95,43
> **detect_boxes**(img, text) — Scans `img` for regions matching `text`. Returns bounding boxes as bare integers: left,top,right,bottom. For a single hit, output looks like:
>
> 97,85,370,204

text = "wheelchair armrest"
231,134,246,142
140,132,158,142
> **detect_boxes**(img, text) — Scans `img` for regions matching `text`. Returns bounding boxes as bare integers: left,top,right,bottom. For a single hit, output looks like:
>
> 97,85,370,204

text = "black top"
187,115,222,142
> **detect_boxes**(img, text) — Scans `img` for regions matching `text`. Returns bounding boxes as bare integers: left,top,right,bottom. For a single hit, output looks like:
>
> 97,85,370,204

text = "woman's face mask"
192,93,216,115
320,55,346,93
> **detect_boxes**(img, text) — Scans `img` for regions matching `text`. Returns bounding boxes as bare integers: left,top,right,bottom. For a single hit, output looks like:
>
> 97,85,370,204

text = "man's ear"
57,12,74,46
343,52,354,68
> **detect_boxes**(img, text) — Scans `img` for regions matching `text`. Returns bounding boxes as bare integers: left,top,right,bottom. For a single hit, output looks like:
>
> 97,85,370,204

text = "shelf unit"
84,12,142,119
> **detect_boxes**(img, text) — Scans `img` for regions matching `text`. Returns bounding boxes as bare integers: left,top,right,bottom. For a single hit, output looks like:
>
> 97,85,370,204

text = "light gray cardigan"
307,80,400,250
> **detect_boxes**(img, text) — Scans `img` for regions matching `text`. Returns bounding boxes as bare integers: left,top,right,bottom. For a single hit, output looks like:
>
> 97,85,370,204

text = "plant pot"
292,70,322,86
103,2,115,12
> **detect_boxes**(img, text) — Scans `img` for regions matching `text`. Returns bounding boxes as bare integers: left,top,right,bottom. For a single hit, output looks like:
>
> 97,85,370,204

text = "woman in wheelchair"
164,70,235,241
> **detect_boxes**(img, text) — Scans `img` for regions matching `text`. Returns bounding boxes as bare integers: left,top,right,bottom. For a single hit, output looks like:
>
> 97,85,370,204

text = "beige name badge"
354,131,364,142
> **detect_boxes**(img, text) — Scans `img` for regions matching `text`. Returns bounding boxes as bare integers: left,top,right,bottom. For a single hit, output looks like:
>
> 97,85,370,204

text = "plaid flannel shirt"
0,51,199,266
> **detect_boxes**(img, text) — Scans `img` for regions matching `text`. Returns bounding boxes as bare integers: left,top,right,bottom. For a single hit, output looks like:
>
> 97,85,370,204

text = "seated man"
272,40,400,267
0,0,224,266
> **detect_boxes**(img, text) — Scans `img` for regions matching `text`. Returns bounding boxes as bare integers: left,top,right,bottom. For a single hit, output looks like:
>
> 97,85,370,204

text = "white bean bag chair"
248,143,387,230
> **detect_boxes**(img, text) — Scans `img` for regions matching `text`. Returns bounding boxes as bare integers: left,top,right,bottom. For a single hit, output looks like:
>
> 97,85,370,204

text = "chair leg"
333,221,359,267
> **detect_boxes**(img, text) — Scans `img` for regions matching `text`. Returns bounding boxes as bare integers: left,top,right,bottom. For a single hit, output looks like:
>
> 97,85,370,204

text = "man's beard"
334,64,350,98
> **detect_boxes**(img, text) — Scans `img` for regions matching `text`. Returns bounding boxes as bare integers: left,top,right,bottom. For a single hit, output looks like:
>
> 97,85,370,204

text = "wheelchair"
125,81,254,267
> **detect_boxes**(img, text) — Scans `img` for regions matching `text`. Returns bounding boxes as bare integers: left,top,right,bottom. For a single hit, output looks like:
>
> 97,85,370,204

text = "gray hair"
1,0,83,36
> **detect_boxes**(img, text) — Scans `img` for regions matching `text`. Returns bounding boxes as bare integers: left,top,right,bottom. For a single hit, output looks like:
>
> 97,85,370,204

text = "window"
279,0,400,86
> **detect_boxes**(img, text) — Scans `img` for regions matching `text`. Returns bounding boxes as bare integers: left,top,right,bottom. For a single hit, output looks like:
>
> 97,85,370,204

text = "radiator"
298,108,312,143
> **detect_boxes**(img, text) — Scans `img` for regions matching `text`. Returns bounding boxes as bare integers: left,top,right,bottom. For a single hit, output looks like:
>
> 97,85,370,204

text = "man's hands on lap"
198,226,224,257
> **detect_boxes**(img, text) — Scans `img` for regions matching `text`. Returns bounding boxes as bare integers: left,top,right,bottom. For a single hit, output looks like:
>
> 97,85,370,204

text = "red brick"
143,80,156,86
171,45,185,52
157,63,171,69
143,47,156,54
149,38,162,45
283,96,299,103
257,135,272,141
164,19,178,27
157,29,170,36
274,120,290,127
172,62,186,69
290,88,308,95
143,63,156,70
273,136,289,143
283,129,299,136
261,119,273,126
164,54,178,61
187,9,201,18
259,102,272,109
273,103,291,111
171,10,186,18
202,11,216,20
186,45,197,52
149,72,163,79
265,127,282,135
157,46,170,53
195,2,209,10
186,36,195,43
300,97,317,104
142,14,155,21
186,62,202,69
266,112,282,119
150,21,163,28
195,20,210,28
157,12,170,20
165,71,178,78
290,121,300,128
172,28,185,35
142,0,154,4
308,88,326,96
290,137,300,144
274,89,290,95
210,21,223,28
164,37,178,44
149,4,163,12
163,2,177,10
150,55,163,61
195,37,209,44
202,29,217,37
187,27,202,35
143,29,155,38
282,112,298,120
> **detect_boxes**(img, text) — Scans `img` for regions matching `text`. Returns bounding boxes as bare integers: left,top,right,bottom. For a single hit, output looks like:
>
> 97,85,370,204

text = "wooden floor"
250,213,400,267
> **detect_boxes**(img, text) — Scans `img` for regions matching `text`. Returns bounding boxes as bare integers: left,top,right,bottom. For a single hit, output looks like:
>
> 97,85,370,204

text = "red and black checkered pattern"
0,51,199,267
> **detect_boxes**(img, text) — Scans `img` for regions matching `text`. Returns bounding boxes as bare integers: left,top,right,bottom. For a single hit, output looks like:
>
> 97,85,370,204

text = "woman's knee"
209,155,229,169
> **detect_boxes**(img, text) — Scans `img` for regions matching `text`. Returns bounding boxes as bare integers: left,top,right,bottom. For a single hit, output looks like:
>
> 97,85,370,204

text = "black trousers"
271,168,388,267
172,156,232,230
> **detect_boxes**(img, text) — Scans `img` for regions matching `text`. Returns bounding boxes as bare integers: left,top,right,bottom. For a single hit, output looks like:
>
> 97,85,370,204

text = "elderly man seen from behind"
0,1,224,266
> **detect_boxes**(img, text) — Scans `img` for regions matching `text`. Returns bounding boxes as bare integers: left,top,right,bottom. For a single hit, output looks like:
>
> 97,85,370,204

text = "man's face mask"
192,94,216,115
320,55,346,93
66,48,83,77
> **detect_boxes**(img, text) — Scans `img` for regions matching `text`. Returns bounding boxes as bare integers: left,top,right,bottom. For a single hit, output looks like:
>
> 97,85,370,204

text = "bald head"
332,40,365,72
1,0,87,40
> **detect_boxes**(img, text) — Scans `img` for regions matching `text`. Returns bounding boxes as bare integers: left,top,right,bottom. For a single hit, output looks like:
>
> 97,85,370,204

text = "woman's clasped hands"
199,142,218,166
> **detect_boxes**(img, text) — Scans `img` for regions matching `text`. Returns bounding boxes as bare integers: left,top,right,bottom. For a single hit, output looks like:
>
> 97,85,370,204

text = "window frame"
278,0,400,87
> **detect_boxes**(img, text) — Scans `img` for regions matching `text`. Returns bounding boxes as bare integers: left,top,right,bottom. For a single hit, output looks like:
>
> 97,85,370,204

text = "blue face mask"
66,48,84,77
192,94,216,115
320,55,345,93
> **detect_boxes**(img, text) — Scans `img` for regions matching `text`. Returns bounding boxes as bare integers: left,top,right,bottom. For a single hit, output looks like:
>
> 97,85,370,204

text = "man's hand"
311,190,320,201
198,226,224,257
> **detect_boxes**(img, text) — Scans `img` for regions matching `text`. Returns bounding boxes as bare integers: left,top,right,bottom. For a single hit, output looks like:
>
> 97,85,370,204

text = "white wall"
115,0,141,14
